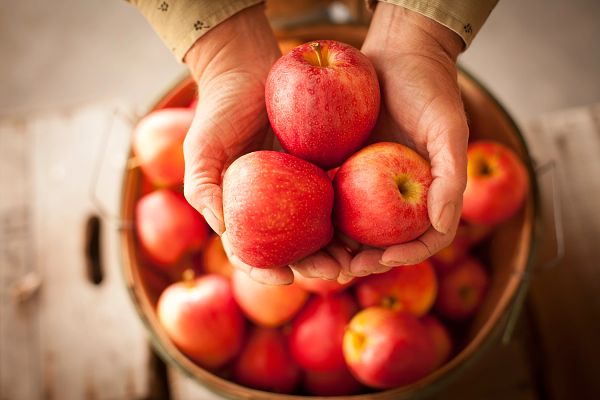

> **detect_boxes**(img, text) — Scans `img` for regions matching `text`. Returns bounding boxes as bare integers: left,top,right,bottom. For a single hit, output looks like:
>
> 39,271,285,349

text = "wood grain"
0,116,41,400
524,103,600,399
0,105,151,400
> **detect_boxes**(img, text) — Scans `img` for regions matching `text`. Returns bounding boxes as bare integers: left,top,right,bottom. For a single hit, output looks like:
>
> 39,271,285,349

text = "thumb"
183,115,226,235
426,108,468,235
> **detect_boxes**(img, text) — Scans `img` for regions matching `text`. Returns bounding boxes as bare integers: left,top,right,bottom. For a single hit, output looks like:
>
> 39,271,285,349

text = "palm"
355,25,469,268
182,5,281,236
188,71,274,178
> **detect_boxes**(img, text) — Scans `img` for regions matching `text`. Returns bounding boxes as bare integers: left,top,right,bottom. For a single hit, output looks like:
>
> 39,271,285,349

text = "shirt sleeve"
128,0,264,61
372,0,498,47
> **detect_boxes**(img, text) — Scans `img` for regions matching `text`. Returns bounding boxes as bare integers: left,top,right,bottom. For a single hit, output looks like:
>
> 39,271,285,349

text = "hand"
352,3,468,274
297,4,468,282
183,6,292,283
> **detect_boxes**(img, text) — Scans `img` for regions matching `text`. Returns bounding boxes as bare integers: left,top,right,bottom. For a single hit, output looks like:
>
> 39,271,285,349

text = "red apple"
303,366,364,396
202,235,233,278
157,274,245,369
355,260,437,317
462,140,529,225
232,269,308,327
435,257,489,320
334,142,432,247
432,222,491,274
289,292,358,371
139,261,171,302
223,151,333,268
136,189,209,266
265,40,380,168
293,270,353,295
132,108,193,187
343,307,436,389
233,327,301,394
421,315,453,368
139,175,156,197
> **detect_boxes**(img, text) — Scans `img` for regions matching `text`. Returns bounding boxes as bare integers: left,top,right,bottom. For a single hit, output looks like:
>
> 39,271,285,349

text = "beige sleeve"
374,0,498,47
128,0,263,61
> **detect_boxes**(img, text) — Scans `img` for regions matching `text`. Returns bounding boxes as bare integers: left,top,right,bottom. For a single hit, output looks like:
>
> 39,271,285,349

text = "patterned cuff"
129,0,264,61
371,0,497,47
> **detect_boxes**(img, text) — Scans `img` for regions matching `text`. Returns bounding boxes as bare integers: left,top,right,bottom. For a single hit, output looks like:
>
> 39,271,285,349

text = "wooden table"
1,102,599,399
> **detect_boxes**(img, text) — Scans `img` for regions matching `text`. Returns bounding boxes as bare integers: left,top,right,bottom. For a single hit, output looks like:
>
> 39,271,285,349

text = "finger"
380,222,459,266
238,263,294,286
291,251,341,280
183,115,226,235
337,271,354,285
425,98,469,235
222,232,293,285
325,241,353,272
349,249,385,277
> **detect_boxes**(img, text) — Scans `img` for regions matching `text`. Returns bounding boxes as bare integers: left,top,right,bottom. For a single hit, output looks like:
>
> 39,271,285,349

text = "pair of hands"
183,3,468,285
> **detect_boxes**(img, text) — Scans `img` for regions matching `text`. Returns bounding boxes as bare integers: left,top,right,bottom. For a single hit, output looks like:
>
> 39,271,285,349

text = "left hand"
296,4,469,282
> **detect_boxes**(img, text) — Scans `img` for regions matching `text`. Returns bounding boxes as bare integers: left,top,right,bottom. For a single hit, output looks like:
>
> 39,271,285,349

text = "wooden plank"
524,103,600,399
0,117,41,400
0,104,153,399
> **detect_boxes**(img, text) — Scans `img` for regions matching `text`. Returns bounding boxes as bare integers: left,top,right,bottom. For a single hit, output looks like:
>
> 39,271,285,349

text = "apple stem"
310,42,323,67
182,268,195,286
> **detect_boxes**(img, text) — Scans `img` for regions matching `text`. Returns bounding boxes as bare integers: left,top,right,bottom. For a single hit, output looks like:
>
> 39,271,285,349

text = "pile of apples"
131,40,529,395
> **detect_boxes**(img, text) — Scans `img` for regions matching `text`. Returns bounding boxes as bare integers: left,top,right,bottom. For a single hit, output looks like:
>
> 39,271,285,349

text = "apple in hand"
233,327,301,394
157,274,245,369
202,235,233,278
292,270,353,295
289,292,358,371
223,151,333,268
421,315,453,369
136,189,209,266
132,108,193,187
265,40,380,169
435,257,489,320
334,142,432,247
355,260,437,317
303,366,364,396
232,269,308,327
462,140,529,225
343,307,436,389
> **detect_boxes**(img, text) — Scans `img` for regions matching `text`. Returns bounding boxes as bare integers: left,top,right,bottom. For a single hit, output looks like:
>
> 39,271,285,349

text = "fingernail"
434,202,456,235
337,272,354,285
379,258,415,267
201,208,225,235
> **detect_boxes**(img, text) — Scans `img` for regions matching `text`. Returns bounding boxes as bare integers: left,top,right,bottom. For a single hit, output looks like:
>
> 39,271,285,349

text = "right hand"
183,5,297,284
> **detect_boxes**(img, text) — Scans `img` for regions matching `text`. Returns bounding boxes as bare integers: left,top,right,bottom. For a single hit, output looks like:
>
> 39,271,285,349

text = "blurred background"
2,0,599,122
1,0,599,399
